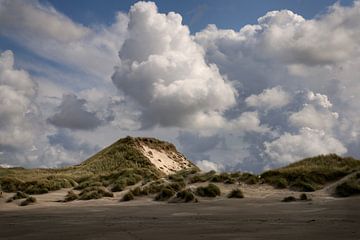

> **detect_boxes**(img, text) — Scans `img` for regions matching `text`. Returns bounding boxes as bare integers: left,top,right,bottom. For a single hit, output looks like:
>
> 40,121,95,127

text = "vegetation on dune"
282,194,311,202
262,154,360,192
154,187,175,201
299,193,310,201
282,196,297,202
227,188,244,198
170,189,197,203
78,186,113,200
122,191,135,202
196,183,221,197
0,137,168,194
6,191,29,203
63,190,79,202
20,196,37,206
335,172,360,197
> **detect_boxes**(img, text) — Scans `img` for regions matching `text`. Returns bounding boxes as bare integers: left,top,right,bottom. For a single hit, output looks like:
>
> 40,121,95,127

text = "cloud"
48,94,102,130
0,0,128,79
48,129,99,153
112,1,237,129
0,0,88,42
0,50,40,152
245,86,291,110
2,0,360,172
264,127,347,165
196,160,224,172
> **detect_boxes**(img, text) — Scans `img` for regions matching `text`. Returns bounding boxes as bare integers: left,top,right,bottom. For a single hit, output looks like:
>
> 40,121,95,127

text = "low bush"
238,173,259,185
6,191,29,203
172,189,197,203
64,190,78,202
0,177,24,192
167,181,186,192
290,180,316,192
282,196,297,202
111,179,126,192
20,196,36,206
196,183,221,197
154,187,175,201
210,173,236,184
265,177,288,189
74,180,103,190
299,193,309,201
189,171,216,183
142,180,165,195
227,188,244,198
130,186,142,196
79,186,113,200
335,178,360,197
122,192,135,202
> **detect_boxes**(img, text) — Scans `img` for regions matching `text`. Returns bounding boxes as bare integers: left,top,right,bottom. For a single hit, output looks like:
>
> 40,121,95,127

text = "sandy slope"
140,144,192,175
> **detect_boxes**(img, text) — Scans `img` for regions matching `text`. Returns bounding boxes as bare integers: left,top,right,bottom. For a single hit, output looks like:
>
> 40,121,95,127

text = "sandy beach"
0,186,359,240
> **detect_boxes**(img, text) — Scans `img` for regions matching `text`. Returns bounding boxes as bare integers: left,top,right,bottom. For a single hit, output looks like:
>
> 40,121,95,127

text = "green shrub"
227,188,244,198
238,173,259,184
282,196,296,202
290,180,316,192
75,180,103,190
0,177,24,192
299,193,309,201
20,196,36,206
6,191,29,203
79,186,113,200
173,189,197,203
167,181,186,192
264,176,288,189
122,192,135,201
130,186,142,196
196,183,221,197
210,173,235,184
189,171,216,183
154,187,175,201
142,180,165,194
335,180,360,197
111,179,126,192
64,190,78,202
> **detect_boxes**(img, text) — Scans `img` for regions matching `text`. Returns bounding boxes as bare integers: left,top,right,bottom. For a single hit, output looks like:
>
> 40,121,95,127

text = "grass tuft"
20,196,36,206
227,188,244,198
196,183,221,197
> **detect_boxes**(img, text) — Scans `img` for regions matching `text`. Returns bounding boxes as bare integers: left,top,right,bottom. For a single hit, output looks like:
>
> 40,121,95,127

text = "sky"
0,0,359,172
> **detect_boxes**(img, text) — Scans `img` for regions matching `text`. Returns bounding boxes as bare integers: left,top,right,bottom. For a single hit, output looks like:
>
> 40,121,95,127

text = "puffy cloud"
0,0,88,42
48,94,102,130
289,91,339,131
47,130,99,154
245,86,291,110
0,0,128,80
2,0,360,172
264,127,347,164
112,1,237,129
196,160,224,172
0,50,40,152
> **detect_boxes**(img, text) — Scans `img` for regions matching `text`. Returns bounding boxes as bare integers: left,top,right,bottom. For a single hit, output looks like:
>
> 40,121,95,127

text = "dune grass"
227,188,244,198
20,196,36,206
261,154,360,192
335,172,360,197
196,183,221,197
6,191,29,203
171,189,197,203
121,191,135,201
78,186,113,200
63,190,79,202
